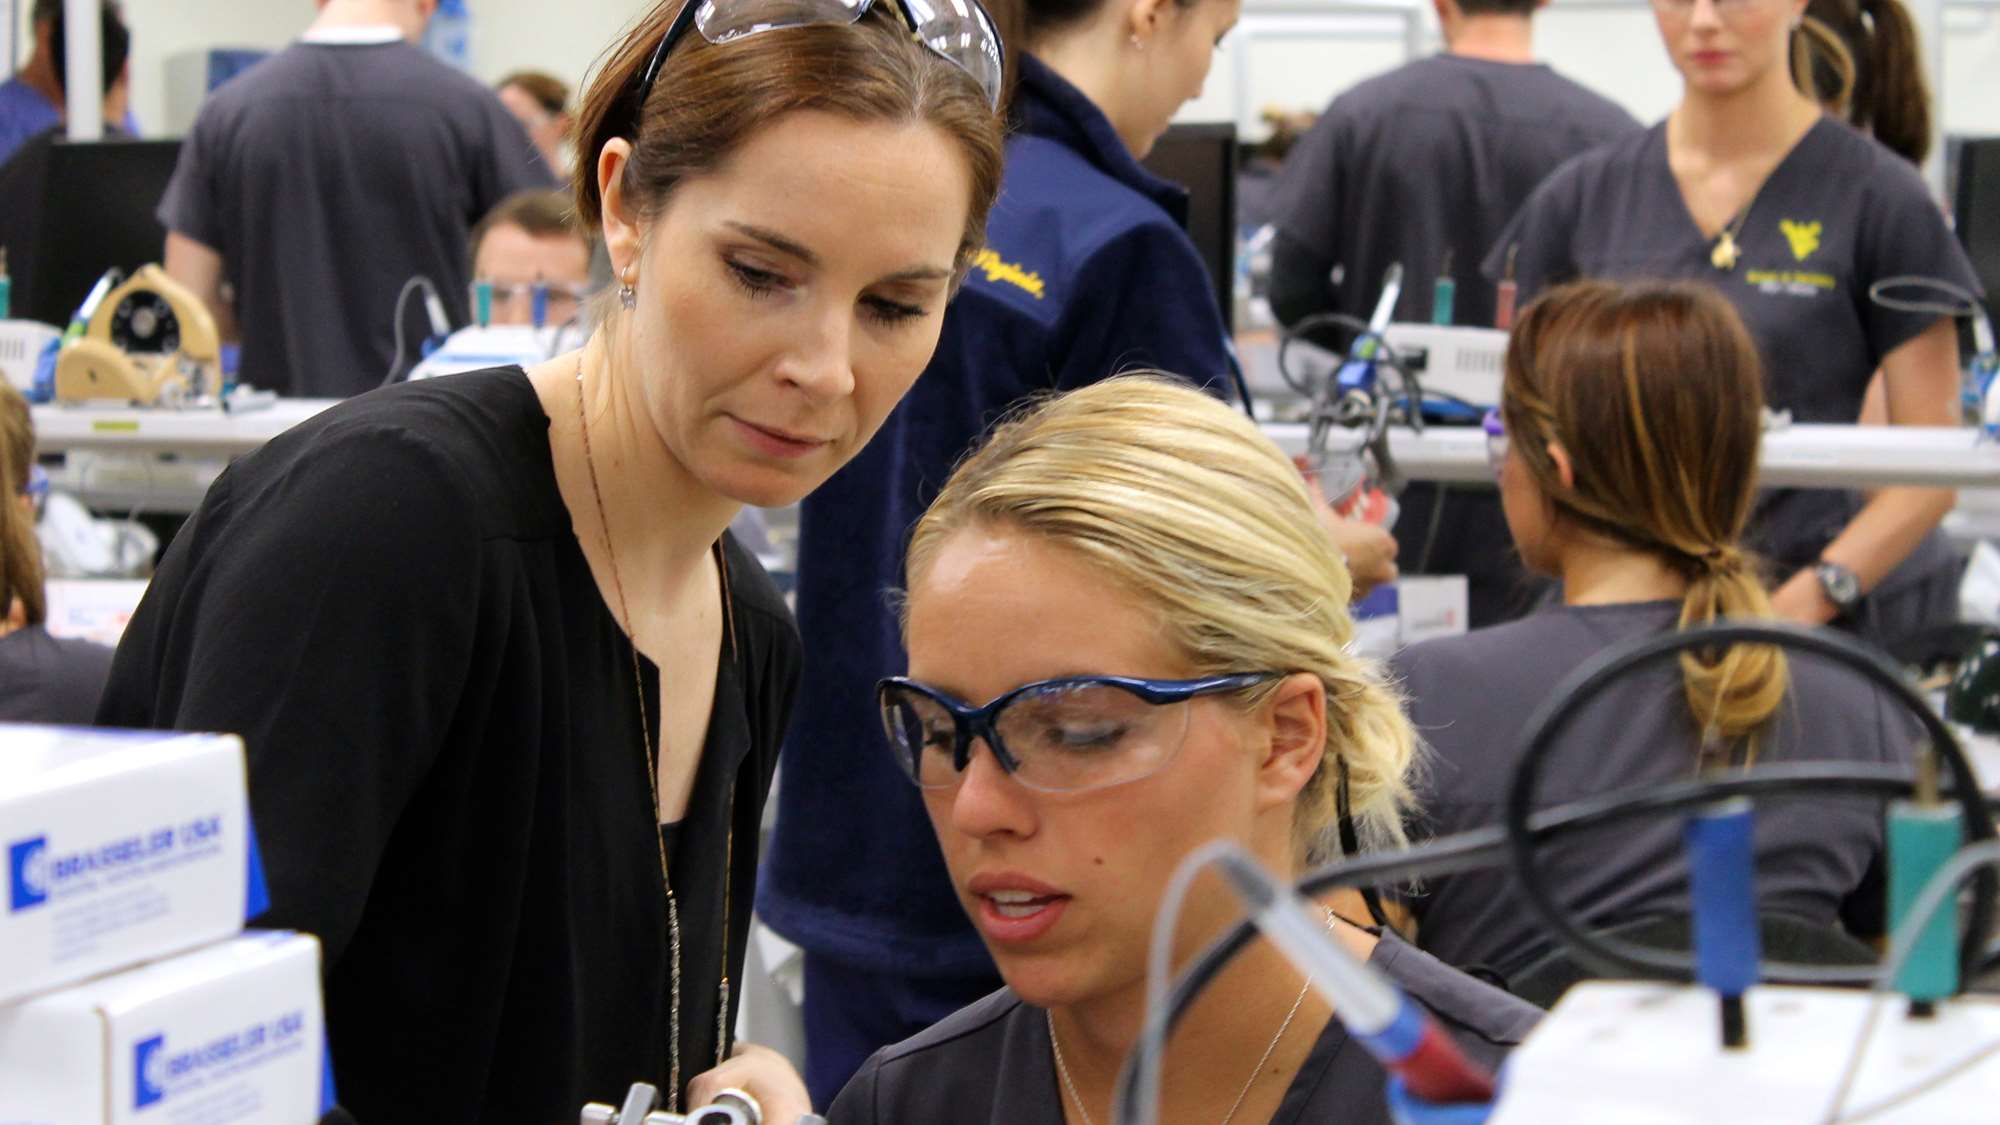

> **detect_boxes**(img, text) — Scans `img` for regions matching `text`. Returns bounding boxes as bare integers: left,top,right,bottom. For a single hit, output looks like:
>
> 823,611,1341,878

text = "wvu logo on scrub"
971,248,1046,300
1779,219,1823,262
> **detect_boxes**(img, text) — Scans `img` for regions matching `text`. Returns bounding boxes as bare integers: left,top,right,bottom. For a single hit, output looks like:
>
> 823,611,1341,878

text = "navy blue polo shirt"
758,55,1233,976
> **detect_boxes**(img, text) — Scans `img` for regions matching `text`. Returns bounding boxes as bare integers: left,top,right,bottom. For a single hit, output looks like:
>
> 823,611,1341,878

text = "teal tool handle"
1888,800,1962,1001
1430,278,1455,326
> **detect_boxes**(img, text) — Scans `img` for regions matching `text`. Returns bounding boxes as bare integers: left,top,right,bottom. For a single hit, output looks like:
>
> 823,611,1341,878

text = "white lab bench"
1263,422,2000,489
29,399,2000,515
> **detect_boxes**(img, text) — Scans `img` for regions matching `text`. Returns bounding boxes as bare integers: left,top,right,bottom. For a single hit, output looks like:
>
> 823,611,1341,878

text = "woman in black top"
96,0,1006,1120
1490,0,1980,646
1395,282,1914,986
831,376,1539,1125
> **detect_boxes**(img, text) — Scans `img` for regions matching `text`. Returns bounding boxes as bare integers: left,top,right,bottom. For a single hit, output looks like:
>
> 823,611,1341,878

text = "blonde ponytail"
1677,548,1789,754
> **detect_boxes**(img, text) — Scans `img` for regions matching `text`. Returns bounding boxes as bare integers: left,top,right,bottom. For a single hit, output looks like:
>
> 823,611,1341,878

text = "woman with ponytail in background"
1391,282,1917,989
1803,0,1931,166
1490,0,1981,648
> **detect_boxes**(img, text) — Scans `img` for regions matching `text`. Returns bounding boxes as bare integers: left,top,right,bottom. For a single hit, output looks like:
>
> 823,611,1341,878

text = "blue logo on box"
135,1035,167,1108
7,836,49,911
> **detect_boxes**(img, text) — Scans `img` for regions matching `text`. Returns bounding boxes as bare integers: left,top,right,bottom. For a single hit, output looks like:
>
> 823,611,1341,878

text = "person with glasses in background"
0,383,114,725
97,0,1006,1119
761,0,1399,1103
1488,0,1982,649
1394,282,1916,994
825,375,1538,1124
469,189,595,328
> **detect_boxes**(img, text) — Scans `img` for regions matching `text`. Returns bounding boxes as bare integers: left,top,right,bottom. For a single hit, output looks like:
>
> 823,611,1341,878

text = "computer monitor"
1141,122,1238,334
1952,136,2000,334
14,138,182,327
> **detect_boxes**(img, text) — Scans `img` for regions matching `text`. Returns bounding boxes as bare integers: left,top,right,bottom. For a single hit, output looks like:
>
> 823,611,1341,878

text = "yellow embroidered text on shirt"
971,248,1047,300
1779,219,1823,262
1745,269,1837,294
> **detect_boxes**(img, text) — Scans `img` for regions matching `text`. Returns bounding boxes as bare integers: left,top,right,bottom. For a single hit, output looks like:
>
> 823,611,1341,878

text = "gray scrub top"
1392,601,1916,981
1270,53,1637,329
825,931,1540,1124
1486,118,1983,598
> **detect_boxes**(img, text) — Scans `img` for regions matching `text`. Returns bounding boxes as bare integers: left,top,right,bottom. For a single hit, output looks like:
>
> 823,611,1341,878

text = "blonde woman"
827,375,1537,1124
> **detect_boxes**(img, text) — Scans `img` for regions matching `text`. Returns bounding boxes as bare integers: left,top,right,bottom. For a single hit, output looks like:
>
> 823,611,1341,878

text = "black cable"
1502,620,1996,986
1275,311,1369,396
1110,760,1934,1125
1224,349,1256,421
1414,481,1449,575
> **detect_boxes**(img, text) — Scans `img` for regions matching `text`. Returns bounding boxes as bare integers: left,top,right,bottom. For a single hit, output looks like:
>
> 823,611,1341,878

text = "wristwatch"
1815,560,1863,614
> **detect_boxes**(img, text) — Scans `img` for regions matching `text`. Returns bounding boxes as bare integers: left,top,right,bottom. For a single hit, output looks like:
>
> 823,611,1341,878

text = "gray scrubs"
1392,601,1914,982
1487,118,1985,640
1270,54,1637,329
825,931,1540,1124
1266,55,1637,629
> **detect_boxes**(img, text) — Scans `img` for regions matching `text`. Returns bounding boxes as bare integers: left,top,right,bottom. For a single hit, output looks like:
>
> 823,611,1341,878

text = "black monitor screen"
1141,122,1237,334
1953,136,2000,334
11,138,182,327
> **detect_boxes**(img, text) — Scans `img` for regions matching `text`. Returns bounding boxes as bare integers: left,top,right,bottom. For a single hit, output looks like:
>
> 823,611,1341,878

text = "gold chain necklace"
1047,908,1338,1125
574,362,735,1111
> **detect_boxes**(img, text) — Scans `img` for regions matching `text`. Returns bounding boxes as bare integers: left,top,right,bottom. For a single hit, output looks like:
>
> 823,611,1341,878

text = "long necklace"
1047,909,1336,1125
574,362,736,1111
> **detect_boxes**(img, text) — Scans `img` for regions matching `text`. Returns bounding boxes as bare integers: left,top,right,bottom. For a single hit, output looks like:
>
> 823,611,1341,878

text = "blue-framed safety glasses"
877,673,1277,793
634,0,1006,114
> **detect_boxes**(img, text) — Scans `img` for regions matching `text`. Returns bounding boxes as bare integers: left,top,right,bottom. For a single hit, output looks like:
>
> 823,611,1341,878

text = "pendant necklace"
575,361,738,1111
1047,907,1341,1125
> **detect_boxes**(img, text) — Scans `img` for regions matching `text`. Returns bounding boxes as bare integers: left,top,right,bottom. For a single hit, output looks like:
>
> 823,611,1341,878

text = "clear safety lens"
879,680,1193,792
694,0,1004,109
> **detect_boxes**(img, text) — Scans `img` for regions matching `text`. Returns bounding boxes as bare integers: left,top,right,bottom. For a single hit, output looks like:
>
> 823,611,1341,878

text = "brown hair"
1796,0,1930,165
571,0,1005,274
469,190,591,271
1,383,45,627
498,70,570,117
1502,281,1787,747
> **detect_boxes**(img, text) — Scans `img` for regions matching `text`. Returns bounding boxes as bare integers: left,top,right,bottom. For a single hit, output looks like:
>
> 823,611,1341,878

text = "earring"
618,267,637,311
1129,33,1144,51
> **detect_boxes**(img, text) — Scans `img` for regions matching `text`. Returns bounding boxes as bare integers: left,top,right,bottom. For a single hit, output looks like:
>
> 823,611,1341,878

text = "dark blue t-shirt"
757,55,1233,976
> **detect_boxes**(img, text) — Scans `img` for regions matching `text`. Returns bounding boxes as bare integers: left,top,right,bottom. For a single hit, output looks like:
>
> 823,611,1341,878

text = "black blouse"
98,368,802,1123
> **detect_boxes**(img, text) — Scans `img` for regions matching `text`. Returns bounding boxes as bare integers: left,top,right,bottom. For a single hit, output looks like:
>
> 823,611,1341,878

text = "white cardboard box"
1,727,258,1006
1348,575,1471,659
0,931,328,1125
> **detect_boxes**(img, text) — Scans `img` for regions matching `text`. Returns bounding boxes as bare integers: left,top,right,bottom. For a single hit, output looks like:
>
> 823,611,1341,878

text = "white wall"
1179,0,2000,138
19,0,1998,142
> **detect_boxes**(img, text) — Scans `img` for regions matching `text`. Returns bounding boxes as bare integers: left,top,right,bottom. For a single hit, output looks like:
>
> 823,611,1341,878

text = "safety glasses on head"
633,0,1006,116
877,673,1277,793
